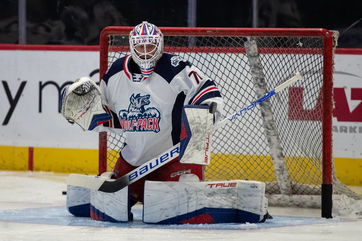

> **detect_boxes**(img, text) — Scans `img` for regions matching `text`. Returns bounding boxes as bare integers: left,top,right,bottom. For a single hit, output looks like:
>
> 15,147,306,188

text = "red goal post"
98,27,336,218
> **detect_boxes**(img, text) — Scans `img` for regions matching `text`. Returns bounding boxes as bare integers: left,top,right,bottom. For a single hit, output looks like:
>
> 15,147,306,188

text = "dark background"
0,0,361,47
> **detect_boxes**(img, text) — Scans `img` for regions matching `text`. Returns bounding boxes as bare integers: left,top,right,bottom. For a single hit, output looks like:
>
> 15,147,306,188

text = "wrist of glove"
202,100,224,127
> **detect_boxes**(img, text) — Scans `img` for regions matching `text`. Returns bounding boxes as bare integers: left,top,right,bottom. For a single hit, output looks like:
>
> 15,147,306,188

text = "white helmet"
129,21,164,75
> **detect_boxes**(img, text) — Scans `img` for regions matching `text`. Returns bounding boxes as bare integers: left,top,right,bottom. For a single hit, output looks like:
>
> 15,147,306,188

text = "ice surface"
0,171,361,241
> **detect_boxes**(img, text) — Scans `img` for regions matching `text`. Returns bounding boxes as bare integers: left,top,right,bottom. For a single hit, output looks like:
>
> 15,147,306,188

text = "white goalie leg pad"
180,105,214,165
143,180,268,224
90,187,130,222
66,185,91,217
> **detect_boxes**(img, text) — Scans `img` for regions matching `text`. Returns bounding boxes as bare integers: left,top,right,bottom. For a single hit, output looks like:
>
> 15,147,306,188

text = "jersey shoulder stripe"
155,53,191,83
189,80,222,105
191,88,222,105
102,57,127,85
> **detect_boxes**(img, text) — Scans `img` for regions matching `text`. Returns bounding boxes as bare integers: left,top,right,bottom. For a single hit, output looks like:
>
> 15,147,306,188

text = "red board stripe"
28,147,34,171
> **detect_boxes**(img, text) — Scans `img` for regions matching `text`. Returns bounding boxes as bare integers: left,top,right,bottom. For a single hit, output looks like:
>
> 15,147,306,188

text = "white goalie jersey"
94,53,223,166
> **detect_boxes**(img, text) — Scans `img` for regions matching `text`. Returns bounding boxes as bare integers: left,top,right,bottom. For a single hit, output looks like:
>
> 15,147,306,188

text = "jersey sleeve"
184,65,222,105
91,58,127,134
91,79,124,134
170,59,224,122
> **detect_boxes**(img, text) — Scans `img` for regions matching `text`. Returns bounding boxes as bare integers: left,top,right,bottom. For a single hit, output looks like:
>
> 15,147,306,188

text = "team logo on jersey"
170,56,184,67
132,73,143,82
118,93,161,133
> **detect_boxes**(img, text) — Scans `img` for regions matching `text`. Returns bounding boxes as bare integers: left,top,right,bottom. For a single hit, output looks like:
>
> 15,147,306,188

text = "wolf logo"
119,93,161,132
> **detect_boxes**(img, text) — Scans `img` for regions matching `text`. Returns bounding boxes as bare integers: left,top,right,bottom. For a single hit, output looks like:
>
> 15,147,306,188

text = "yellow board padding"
205,154,362,186
205,153,322,185
0,146,28,170
0,145,98,174
33,147,98,174
205,154,276,182
334,157,362,186
106,149,122,172
0,145,361,185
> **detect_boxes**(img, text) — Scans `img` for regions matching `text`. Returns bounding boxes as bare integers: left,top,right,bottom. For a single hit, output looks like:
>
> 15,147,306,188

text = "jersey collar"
123,55,132,80
125,55,155,82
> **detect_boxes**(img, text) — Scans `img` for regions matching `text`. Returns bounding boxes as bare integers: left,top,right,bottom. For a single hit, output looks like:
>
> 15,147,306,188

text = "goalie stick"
67,72,303,193
218,72,302,125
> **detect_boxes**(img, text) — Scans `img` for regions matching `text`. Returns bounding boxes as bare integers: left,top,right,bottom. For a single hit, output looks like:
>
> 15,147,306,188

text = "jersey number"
188,71,202,84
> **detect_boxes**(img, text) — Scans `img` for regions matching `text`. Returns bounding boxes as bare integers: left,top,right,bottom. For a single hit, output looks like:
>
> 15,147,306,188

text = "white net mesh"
99,28,361,214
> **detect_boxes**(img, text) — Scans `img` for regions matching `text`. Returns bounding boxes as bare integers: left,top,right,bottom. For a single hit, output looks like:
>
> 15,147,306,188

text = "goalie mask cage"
98,27,342,218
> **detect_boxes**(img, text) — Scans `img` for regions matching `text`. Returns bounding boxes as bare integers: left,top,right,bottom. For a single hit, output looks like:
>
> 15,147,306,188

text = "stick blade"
98,175,129,193
67,173,129,193
66,174,105,190
274,72,303,93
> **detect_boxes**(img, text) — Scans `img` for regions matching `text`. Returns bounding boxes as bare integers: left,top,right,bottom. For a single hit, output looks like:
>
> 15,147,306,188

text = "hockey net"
98,27,360,217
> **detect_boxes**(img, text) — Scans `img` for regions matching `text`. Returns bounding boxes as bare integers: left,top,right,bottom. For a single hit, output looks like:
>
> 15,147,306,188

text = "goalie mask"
129,21,164,77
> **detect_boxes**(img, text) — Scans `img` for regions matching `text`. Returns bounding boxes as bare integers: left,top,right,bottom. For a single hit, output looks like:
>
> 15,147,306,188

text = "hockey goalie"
62,21,270,224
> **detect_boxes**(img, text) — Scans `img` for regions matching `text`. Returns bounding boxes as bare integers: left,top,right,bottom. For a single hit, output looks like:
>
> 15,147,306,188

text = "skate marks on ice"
0,205,344,231
0,171,360,231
